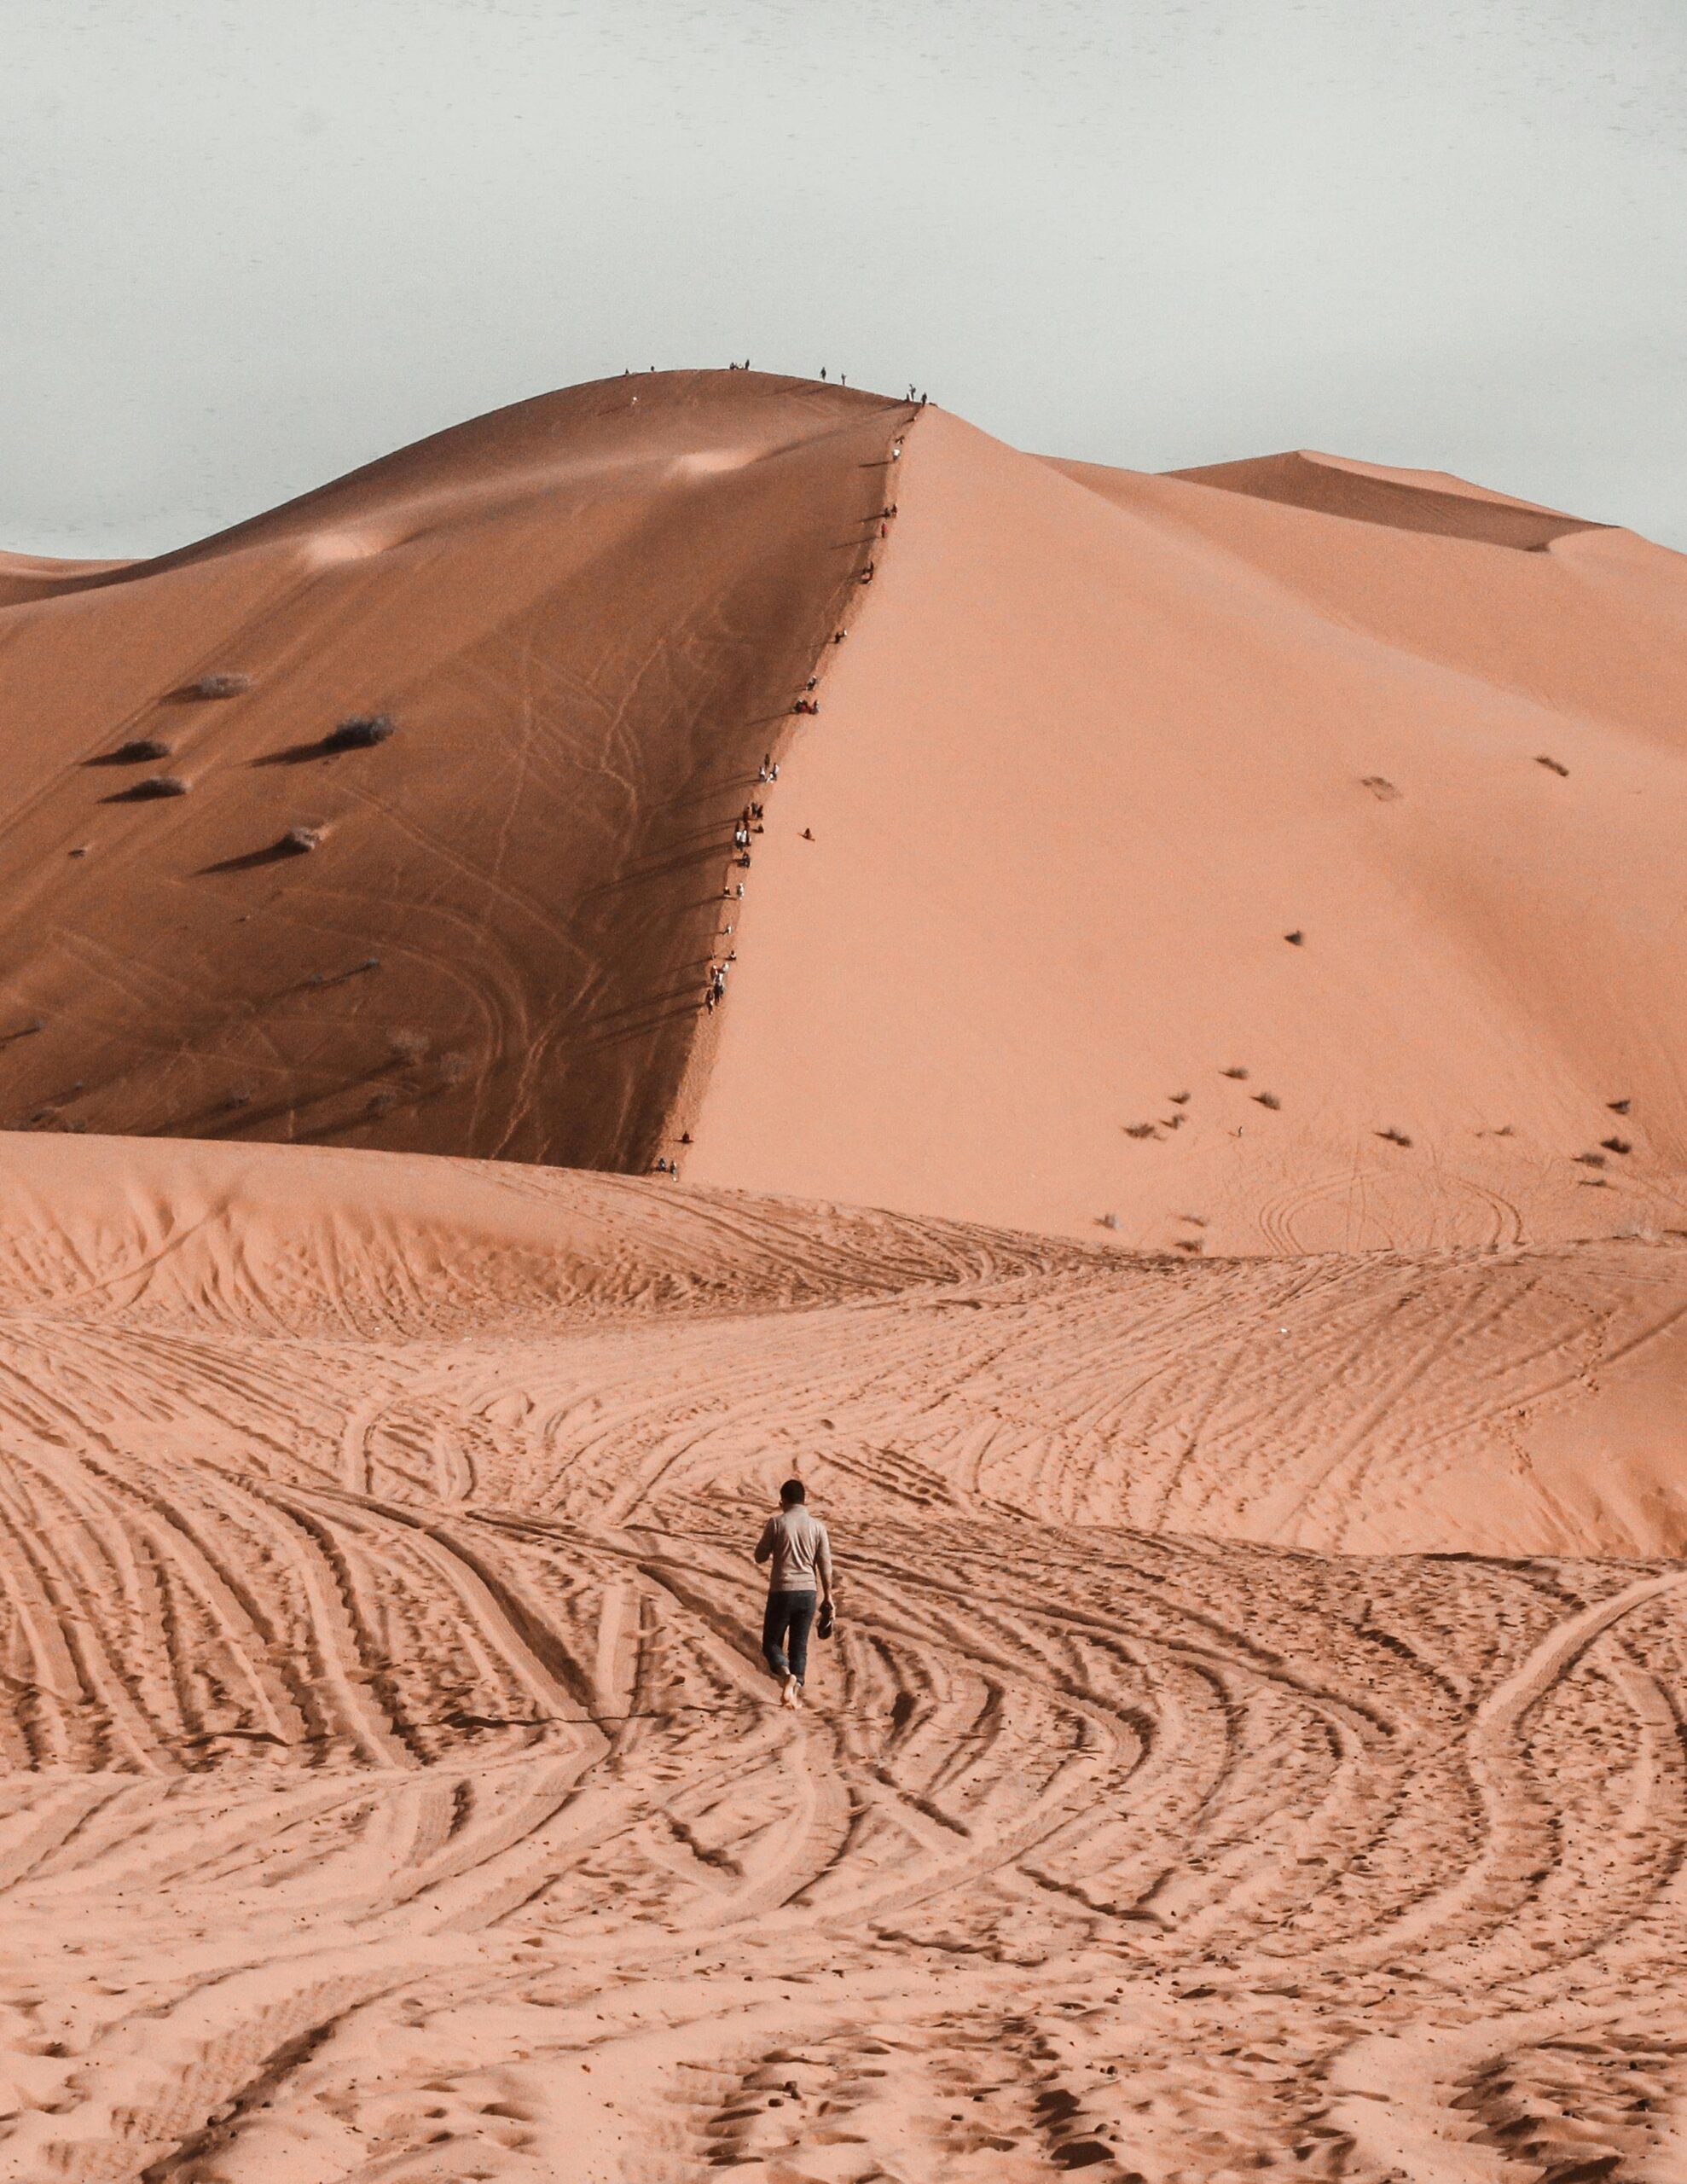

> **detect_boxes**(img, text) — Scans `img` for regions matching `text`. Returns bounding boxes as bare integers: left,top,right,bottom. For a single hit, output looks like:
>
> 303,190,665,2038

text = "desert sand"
2,372,1687,2179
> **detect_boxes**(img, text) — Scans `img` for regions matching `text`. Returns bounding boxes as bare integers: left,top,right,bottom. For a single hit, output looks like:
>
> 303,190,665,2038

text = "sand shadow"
85,741,171,768
250,738,345,768
101,780,189,804
196,842,304,874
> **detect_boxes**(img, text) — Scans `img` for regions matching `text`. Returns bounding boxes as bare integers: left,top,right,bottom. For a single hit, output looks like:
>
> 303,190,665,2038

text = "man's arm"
753,1518,774,1565
816,1524,834,1600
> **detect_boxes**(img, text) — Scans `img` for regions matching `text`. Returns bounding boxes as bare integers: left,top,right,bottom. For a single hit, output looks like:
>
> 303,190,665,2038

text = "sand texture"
3,373,1687,2179
0,1138,1678,2177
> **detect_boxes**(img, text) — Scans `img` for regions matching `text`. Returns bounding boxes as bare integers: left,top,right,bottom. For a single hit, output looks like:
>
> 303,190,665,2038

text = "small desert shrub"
328,715,396,750
112,736,171,763
130,775,189,799
281,825,322,854
189,673,251,699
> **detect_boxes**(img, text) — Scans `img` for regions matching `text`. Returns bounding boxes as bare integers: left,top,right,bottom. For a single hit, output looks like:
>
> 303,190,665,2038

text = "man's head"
780,1478,806,1507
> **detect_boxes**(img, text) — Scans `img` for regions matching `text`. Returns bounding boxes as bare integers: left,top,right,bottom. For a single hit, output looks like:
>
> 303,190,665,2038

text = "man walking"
754,1478,833,1708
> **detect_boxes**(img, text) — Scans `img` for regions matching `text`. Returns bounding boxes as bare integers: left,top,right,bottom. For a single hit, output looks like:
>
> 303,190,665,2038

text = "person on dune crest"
754,1478,834,1709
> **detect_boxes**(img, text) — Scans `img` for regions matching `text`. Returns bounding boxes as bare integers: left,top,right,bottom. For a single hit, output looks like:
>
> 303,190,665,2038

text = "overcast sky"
4,0,1685,556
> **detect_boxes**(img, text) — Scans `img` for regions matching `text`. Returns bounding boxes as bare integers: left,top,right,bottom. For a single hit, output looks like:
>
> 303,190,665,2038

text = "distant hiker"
754,1479,834,1708
820,367,826,380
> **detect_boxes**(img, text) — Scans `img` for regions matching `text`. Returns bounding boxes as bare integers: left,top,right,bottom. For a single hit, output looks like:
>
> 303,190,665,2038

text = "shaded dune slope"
0,373,906,1168
688,409,1687,1252
1167,447,1607,550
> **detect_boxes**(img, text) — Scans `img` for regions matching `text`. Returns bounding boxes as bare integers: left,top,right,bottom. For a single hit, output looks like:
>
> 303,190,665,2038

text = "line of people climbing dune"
650,405,918,1186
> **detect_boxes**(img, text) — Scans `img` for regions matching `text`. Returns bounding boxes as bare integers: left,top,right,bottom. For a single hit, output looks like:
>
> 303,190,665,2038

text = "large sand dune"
0,1136,1685,2180
4,372,1686,1252
5,375,1687,2179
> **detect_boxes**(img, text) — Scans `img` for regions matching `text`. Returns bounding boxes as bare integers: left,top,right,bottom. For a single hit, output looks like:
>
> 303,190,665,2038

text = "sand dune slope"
2,1139,1687,2179
0,372,902,1169
690,410,1687,1251
8,375,1687,1260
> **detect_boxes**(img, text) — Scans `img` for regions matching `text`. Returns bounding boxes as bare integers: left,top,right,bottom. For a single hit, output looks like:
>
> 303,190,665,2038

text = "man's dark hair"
780,1478,807,1506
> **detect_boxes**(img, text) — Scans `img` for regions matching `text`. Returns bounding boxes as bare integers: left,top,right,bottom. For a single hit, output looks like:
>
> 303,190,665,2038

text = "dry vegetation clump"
281,826,323,854
110,737,172,763
327,715,397,751
188,673,252,700
128,775,190,799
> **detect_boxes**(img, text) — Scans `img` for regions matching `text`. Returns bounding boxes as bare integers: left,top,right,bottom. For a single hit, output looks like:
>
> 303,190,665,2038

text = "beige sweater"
755,1507,833,1593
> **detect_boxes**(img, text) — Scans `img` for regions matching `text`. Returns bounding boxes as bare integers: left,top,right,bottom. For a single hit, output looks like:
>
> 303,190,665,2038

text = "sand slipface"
3,375,1687,2176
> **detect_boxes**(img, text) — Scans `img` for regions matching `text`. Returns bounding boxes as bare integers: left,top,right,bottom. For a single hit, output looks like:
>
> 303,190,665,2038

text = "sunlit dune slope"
1,1133,1684,1562
0,372,902,1167
688,408,1687,1251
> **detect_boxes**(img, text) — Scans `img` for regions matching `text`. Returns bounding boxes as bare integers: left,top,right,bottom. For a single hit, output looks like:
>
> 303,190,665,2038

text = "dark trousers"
762,1589,817,1682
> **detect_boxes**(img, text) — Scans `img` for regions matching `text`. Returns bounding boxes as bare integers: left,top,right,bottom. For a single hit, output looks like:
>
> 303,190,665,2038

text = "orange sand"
1,374,1685,2179
0,1138,1683,2175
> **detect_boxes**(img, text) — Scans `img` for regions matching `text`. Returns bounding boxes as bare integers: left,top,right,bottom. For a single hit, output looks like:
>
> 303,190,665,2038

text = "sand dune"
5,373,1687,2179
4,371,1686,1253
0,1136,1684,2181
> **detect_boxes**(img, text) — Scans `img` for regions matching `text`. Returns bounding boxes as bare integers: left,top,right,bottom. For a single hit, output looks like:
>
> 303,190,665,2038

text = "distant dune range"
3,373,1686,1253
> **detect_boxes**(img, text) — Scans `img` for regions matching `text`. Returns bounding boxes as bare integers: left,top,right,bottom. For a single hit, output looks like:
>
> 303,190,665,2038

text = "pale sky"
5,0,1685,556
